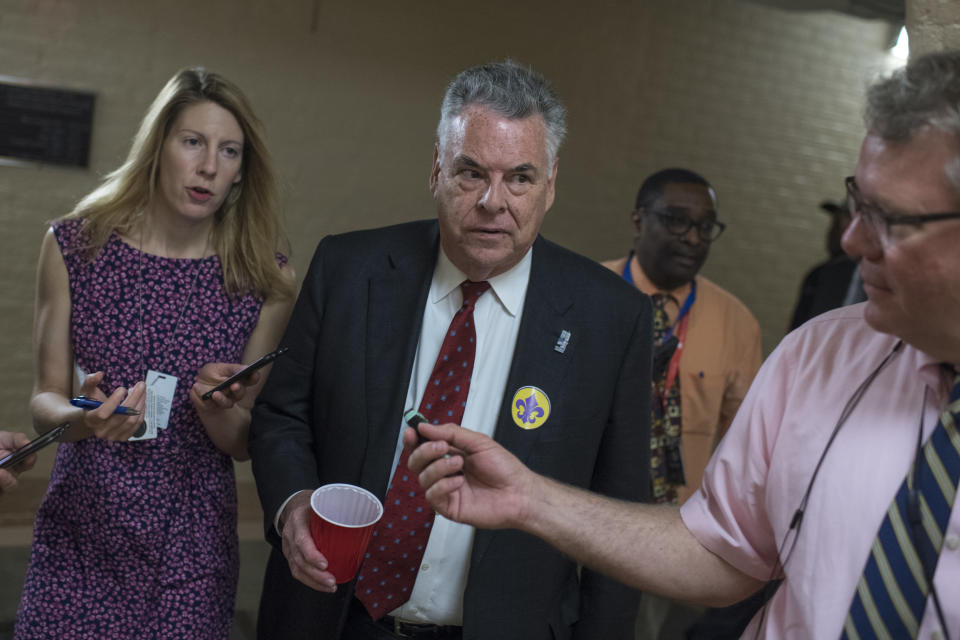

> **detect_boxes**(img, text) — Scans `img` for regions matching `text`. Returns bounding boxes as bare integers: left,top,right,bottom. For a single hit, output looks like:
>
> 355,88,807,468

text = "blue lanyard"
621,250,697,340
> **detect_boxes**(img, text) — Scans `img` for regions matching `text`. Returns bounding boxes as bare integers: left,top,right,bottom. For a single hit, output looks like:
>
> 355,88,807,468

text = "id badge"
142,370,177,438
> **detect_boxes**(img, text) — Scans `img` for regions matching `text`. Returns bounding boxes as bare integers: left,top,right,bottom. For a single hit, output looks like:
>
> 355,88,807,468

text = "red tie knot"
460,280,491,310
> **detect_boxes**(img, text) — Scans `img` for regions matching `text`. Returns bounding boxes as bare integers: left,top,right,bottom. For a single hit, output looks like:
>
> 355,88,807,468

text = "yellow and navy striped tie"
842,375,960,639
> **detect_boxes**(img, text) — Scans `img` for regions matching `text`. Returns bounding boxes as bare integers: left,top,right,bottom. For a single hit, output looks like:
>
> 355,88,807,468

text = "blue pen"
70,396,141,416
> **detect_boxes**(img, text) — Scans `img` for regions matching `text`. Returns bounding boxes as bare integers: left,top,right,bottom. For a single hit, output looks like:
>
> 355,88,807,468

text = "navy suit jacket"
249,220,652,640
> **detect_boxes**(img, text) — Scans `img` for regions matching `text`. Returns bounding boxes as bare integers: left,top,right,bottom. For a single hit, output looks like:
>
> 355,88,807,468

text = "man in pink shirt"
408,50,960,639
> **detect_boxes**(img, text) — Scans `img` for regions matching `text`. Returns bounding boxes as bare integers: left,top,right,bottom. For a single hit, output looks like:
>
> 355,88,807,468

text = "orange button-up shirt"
602,255,763,503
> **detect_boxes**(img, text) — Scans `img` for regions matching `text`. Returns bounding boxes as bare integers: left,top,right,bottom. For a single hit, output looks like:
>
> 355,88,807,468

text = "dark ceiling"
742,0,904,22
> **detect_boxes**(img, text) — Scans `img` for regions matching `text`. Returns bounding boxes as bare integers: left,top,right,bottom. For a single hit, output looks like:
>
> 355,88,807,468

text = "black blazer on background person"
249,220,652,640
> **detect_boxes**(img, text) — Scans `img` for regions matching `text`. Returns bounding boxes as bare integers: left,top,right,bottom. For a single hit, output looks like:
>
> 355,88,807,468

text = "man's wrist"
275,489,312,535
510,471,552,532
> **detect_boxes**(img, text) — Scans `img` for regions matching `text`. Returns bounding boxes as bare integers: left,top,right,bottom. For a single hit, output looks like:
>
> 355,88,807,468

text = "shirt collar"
914,348,954,401
432,247,532,317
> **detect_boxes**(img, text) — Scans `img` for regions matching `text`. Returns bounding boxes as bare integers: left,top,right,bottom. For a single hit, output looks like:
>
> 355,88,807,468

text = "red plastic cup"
309,483,384,583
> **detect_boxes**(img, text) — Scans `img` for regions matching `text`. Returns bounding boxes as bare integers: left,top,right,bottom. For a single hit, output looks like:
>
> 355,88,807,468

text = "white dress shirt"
388,246,531,625
272,246,530,624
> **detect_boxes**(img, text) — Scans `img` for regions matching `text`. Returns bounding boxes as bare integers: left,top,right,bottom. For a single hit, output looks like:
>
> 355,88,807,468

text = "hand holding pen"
72,372,146,442
70,396,141,416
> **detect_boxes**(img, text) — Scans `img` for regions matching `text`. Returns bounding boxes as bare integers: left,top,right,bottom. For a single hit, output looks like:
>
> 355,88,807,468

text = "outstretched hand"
405,422,536,531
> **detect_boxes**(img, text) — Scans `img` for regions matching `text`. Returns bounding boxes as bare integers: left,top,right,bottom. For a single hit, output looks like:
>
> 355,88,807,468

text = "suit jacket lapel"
361,223,438,497
473,237,575,562
494,236,574,461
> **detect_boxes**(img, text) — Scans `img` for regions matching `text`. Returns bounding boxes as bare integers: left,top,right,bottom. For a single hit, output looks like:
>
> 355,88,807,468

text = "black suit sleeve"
248,239,329,545
573,295,653,640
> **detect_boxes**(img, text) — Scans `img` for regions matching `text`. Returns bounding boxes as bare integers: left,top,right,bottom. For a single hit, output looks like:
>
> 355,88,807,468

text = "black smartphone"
201,346,289,401
0,423,70,470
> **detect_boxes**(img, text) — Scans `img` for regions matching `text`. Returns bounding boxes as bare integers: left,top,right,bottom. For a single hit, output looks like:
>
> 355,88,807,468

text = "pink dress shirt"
681,303,960,639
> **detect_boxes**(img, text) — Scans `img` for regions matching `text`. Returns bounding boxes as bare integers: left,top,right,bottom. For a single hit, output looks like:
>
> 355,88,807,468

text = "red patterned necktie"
356,280,491,619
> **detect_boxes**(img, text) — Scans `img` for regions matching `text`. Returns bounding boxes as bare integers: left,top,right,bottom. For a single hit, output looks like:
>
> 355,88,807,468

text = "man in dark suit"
248,60,652,640
789,199,865,331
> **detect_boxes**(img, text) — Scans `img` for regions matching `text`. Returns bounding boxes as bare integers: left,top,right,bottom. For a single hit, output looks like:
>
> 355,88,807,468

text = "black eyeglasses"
845,176,960,246
645,208,726,242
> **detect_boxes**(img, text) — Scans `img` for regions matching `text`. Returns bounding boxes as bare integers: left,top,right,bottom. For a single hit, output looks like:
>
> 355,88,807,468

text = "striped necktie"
842,374,960,639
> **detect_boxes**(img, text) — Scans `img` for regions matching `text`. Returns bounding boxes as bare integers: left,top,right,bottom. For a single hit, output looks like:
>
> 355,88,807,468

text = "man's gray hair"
866,50,960,190
866,50,960,139
436,60,567,167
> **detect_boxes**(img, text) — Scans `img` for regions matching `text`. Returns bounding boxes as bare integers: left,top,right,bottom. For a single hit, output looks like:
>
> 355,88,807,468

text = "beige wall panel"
0,0,901,499
908,0,960,55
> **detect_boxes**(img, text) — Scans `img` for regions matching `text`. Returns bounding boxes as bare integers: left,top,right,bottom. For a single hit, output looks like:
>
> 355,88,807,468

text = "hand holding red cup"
309,484,383,583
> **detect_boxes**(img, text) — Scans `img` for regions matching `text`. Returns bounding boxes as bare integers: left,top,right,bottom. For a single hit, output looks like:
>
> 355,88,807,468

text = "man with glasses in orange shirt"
603,170,761,506
602,169,762,639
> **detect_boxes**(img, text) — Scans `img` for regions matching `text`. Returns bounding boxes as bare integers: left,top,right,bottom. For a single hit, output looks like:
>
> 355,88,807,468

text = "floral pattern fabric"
15,219,267,639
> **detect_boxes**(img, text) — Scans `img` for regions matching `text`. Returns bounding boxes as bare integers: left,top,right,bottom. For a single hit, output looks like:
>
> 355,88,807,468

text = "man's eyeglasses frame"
642,208,726,243
845,175,960,245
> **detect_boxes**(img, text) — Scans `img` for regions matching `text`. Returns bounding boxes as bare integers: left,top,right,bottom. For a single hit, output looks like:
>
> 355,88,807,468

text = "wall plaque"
0,79,95,168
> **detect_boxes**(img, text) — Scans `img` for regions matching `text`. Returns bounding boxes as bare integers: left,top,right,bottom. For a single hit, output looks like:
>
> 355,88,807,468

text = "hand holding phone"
200,346,289,401
0,424,70,470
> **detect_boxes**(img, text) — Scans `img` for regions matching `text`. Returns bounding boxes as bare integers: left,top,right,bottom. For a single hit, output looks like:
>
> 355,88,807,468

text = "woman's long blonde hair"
65,67,293,300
